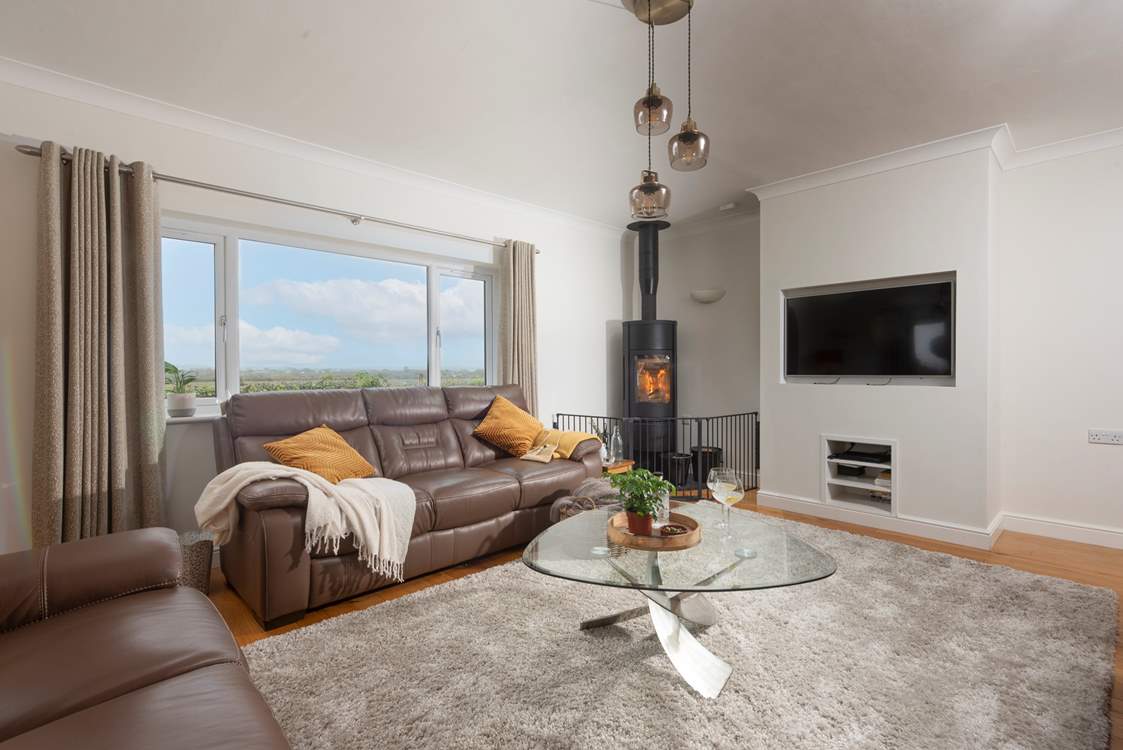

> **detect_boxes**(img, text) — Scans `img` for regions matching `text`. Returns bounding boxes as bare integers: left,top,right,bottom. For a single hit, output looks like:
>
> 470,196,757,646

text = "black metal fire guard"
553,412,760,500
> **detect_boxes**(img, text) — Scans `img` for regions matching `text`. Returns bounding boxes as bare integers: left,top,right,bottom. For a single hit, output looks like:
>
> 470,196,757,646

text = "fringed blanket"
195,462,416,582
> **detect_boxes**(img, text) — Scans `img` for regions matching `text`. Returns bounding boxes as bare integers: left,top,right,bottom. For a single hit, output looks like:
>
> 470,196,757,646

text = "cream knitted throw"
195,462,416,582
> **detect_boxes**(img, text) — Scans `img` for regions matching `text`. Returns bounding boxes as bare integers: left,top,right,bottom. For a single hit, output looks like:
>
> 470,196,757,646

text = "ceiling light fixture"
629,2,671,219
668,2,709,171
632,0,672,135
621,0,692,25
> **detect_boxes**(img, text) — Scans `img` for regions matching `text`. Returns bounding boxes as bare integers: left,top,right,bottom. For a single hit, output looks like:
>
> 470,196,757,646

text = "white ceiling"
2,0,1122,227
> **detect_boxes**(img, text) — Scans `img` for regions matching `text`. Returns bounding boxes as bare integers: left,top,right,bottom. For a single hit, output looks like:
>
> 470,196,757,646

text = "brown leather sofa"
212,385,600,629
0,528,289,749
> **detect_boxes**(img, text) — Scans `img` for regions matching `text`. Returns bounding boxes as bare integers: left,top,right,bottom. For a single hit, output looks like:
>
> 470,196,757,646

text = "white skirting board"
757,491,1123,551
999,512,1123,551
757,491,1002,549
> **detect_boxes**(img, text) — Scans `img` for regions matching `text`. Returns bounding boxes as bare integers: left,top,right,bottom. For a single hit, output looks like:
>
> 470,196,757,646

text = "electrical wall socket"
1088,430,1123,445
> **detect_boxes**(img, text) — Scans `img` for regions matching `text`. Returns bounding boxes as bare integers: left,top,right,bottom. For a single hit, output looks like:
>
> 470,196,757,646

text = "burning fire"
637,363,671,403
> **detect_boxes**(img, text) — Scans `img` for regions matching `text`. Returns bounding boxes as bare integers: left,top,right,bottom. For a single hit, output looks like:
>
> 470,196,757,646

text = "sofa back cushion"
444,385,529,467
363,387,463,478
224,390,382,475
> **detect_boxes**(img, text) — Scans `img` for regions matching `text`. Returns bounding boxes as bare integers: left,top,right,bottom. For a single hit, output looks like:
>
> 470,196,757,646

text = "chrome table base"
578,589,716,630
580,590,731,699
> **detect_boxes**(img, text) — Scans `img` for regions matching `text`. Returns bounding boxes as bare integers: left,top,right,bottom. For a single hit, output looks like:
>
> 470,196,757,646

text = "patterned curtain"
31,142,164,546
499,239,538,415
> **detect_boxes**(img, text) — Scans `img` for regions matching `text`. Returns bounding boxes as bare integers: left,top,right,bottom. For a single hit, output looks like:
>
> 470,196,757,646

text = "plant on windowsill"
609,468,674,536
165,361,198,418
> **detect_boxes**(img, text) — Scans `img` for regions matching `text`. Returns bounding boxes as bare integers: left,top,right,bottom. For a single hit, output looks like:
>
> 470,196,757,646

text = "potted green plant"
609,468,674,536
165,361,198,417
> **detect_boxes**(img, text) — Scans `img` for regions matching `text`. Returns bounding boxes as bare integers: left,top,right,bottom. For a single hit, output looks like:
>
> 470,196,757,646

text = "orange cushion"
472,396,543,457
263,425,375,484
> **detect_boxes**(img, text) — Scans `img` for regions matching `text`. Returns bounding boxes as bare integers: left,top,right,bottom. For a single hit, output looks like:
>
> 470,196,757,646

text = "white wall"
754,126,1123,548
997,144,1123,539
758,148,997,534
657,214,760,416
0,78,627,553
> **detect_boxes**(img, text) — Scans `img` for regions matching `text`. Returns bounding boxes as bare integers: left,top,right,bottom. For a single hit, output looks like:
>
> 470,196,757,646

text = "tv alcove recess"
822,435,897,516
783,272,956,387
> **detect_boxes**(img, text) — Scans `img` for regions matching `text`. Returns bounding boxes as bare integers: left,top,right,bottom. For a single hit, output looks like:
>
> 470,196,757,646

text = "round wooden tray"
606,511,701,552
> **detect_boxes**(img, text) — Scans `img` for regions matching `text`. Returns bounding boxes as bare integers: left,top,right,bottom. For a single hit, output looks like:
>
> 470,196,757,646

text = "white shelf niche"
821,434,897,517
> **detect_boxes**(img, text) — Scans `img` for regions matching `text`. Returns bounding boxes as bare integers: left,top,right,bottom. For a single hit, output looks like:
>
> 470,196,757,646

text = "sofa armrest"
0,527,182,632
567,438,602,461
237,479,308,511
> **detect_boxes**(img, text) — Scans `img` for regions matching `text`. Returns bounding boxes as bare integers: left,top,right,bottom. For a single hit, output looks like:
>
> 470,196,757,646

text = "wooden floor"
211,492,1121,747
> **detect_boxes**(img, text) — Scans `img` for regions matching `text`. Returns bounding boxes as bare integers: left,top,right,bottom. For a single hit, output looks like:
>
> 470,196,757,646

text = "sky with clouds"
163,238,486,371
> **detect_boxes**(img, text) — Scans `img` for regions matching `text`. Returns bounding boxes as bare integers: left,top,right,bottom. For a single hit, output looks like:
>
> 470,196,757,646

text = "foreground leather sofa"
213,385,601,628
0,528,289,749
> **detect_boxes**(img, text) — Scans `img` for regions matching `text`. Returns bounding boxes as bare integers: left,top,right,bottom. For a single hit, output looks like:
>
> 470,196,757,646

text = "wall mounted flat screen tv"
785,281,954,377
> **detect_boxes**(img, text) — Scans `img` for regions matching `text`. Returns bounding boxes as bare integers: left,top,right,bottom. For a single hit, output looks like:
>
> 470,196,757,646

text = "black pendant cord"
646,0,654,171
687,2,692,120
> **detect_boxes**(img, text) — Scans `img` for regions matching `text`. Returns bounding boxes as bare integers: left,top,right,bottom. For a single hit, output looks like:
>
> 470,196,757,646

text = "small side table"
603,459,635,476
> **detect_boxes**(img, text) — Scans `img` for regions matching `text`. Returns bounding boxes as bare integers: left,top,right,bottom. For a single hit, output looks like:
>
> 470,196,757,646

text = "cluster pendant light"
632,10,672,136
627,0,709,221
667,4,709,171
628,0,671,219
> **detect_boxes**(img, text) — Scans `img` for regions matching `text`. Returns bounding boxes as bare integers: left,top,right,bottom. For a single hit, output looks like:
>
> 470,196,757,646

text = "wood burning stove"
624,220,676,470
624,219,675,421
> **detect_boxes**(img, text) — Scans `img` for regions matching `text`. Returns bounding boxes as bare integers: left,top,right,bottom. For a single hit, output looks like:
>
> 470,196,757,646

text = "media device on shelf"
785,280,954,378
828,447,892,464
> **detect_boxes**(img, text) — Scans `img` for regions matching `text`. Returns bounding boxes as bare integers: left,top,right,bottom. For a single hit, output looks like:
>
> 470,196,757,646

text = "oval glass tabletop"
523,502,836,593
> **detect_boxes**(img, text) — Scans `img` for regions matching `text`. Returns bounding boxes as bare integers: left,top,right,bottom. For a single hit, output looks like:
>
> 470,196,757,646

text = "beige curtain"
31,142,164,547
499,239,538,415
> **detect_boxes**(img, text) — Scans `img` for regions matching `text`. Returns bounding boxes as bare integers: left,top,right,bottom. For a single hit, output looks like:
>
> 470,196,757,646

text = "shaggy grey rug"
244,517,1116,749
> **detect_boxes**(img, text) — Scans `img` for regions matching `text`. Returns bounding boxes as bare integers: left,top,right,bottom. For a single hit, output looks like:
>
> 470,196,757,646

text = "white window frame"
431,267,496,387
160,217,497,403
160,228,227,407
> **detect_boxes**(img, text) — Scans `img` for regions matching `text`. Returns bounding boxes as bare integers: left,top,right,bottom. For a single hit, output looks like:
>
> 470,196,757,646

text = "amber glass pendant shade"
668,118,709,171
629,170,671,219
634,84,673,135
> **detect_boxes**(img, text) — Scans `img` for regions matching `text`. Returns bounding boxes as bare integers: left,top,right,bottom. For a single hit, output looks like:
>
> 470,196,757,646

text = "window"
160,224,494,406
239,240,429,391
438,274,488,386
161,235,221,400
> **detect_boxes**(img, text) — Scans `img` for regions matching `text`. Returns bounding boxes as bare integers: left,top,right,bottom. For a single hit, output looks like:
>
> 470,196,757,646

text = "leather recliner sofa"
212,385,600,629
0,528,290,749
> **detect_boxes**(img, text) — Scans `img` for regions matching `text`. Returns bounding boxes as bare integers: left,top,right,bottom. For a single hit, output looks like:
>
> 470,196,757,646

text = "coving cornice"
747,122,1123,202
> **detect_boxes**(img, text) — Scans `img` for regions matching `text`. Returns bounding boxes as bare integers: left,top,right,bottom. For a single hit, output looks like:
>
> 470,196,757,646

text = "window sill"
166,407,222,425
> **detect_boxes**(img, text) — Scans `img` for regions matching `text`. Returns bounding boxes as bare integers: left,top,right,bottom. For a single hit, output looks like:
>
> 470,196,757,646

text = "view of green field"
167,367,485,397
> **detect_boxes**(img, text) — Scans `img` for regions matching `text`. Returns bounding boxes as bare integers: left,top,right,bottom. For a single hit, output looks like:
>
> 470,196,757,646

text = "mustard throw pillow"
263,425,375,484
473,395,543,457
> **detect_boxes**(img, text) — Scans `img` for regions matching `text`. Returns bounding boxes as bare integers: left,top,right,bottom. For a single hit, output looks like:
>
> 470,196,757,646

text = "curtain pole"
14,143,541,253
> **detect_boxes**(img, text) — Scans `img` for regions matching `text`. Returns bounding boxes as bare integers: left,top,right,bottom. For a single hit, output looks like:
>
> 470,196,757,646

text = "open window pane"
238,240,428,391
161,237,217,398
439,275,486,385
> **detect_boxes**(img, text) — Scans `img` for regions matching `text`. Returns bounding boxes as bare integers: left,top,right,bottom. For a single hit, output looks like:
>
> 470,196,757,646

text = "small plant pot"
167,393,197,418
626,511,653,536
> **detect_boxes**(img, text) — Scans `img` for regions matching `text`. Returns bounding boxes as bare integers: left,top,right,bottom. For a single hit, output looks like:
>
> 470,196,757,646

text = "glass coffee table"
522,502,836,698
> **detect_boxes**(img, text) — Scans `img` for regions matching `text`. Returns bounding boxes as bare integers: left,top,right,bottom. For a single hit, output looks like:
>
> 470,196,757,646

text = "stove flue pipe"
628,220,670,321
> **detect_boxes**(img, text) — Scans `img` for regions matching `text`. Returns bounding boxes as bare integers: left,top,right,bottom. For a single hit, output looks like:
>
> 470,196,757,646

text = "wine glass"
707,467,745,535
